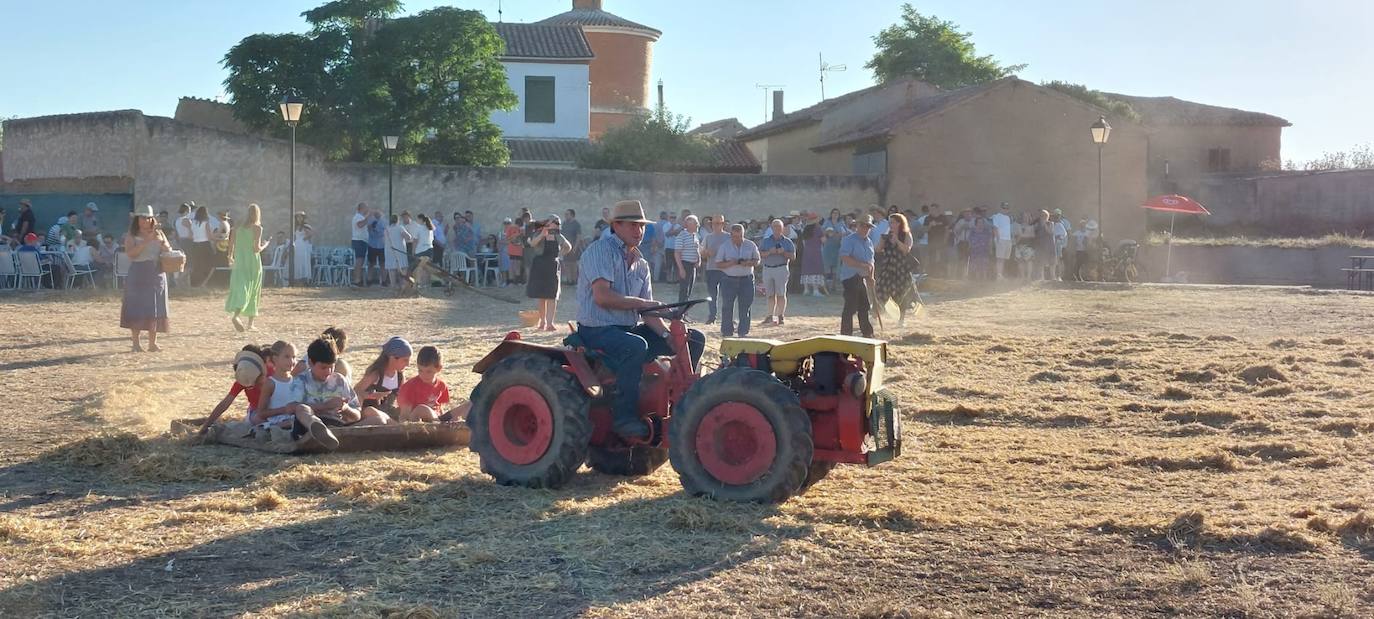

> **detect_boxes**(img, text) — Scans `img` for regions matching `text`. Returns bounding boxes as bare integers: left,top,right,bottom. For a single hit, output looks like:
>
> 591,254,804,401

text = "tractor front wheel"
669,367,812,503
467,353,591,489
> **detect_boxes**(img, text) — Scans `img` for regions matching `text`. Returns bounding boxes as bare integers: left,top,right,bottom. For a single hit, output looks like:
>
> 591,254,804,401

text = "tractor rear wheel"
586,442,669,476
466,353,591,489
669,366,812,503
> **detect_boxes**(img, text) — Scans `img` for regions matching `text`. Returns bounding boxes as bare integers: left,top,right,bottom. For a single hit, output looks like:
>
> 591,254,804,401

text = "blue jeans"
577,323,706,432
704,270,723,321
718,274,754,337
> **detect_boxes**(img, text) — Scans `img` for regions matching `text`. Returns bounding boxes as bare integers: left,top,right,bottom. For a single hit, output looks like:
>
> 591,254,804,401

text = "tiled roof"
810,79,1013,151
736,81,910,142
505,138,592,164
1104,93,1290,127
679,140,761,174
492,23,594,60
536,8,661,37
688,118,747,139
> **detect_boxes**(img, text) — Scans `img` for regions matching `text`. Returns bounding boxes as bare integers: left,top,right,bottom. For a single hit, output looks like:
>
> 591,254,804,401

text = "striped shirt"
577,233,653,327
675,230,701,264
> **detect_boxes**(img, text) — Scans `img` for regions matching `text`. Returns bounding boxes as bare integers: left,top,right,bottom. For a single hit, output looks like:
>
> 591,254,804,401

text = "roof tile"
493,23,594,60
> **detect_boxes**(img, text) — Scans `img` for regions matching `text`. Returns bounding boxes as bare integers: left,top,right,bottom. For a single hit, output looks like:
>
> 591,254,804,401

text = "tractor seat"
563,332,607,365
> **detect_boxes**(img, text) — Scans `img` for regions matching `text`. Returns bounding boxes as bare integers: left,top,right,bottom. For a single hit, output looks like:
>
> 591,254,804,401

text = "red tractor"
466,299,901,502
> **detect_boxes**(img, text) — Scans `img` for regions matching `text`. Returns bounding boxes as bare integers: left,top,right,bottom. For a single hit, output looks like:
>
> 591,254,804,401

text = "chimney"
772,90,785,121
573,0,602,9
657,79,665,113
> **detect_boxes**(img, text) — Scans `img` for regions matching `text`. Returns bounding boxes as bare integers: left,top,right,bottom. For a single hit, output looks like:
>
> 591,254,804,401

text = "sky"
2,0,1371,164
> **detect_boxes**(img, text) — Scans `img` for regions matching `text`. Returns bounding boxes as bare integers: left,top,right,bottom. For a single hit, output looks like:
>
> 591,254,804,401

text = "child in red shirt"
396,346,470,422
199,345,273,434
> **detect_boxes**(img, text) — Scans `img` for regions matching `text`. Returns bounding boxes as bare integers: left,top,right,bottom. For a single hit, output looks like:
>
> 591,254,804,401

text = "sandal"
231,316,245,332
132,342,144,353
147,344,163,352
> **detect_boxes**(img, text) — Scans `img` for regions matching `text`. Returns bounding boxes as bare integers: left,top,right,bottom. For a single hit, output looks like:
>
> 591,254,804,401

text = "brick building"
738,78,1151,240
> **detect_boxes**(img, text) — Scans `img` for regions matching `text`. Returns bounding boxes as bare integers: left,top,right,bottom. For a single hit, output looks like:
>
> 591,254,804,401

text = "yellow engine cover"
718,335,887,395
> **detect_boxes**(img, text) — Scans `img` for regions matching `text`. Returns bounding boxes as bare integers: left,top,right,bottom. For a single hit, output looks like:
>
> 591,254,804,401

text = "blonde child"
396,346,471,422
258,340,340,449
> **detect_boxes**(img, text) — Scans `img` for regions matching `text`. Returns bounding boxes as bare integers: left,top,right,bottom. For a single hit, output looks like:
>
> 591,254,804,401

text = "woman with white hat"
121,206,173,352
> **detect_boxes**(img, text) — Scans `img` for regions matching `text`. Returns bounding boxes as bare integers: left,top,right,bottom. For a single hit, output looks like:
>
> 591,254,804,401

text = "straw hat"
855,214,875,227
610,200,653,224
132,205,156,218
233,350,266,388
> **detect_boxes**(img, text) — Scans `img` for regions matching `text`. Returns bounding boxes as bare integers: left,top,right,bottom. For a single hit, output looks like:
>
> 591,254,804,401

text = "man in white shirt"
991,202,1013,280
351,203,371,286
401,211,423,260
674,215,702,302
431,210,447,267
713,224,761,337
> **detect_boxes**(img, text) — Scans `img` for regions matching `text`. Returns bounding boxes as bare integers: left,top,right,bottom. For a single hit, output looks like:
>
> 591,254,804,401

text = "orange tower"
537,0,661,139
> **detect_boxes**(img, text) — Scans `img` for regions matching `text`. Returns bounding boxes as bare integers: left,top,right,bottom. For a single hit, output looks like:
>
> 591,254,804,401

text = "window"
525,76,555,124
852,146,887,175
1207,147,1231,172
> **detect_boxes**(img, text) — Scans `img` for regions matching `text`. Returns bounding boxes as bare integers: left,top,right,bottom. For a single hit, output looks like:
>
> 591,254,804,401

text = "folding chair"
63,250,98,289
0,252,17,290
17,251,53,290
113,252,131,289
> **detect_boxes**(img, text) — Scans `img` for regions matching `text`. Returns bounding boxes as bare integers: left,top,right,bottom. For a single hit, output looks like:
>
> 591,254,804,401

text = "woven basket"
160,252,187,274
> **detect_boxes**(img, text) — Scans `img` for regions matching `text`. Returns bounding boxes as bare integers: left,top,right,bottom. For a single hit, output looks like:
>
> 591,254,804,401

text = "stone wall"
2,111,144,180
3,111,882,245
1179,169,1374,234
1139,243,1363,287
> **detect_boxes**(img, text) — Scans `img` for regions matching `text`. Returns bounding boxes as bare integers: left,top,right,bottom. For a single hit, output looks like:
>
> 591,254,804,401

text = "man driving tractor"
576,200,706,439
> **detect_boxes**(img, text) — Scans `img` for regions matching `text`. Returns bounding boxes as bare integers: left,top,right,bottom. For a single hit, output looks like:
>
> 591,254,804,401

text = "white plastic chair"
113,252,131,289
62,250,98,289
312,247,333,286
0,252,16,290
330,248,354,286
480,254,500,286
448,251,479,285
263,244,287,287
17,251,52,289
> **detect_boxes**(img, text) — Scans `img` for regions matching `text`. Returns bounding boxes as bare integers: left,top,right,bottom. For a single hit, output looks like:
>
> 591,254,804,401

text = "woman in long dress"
384,215,413,288
121,205,172,352
874,213,919,326
225,203,268,332
525,216,572,331
291,212,313,285
189,206,213,287
799,221,828,296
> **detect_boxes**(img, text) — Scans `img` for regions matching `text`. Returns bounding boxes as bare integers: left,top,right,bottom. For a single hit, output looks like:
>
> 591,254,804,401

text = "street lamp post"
280,95,304,285
1090,115,1112,246
383,134,399,220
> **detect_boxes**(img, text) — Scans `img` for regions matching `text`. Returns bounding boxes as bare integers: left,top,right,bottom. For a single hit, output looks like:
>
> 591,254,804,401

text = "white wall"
491,62,590,139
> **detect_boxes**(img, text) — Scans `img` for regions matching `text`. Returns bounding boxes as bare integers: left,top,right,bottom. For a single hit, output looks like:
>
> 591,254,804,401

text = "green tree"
222,1,516,166
866,4,1025,88
1042,81,1140,122
577,107,711,172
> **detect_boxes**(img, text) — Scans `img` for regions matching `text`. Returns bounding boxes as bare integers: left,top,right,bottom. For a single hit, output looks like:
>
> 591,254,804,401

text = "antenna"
755,83,785,123
497,0,503,22
819,53,847,100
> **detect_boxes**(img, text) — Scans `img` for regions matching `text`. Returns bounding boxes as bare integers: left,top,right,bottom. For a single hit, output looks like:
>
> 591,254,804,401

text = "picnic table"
1341,256,1374,290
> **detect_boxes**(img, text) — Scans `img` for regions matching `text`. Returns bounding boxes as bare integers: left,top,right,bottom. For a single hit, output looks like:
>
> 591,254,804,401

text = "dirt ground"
0,282,1371,618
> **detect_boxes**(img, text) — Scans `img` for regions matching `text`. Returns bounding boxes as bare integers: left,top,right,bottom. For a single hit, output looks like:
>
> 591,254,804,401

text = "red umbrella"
1141,195,1209,281
1142,194,1210,215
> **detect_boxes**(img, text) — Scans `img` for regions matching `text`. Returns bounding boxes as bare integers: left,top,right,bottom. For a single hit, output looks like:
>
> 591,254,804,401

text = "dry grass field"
0,282,1371,617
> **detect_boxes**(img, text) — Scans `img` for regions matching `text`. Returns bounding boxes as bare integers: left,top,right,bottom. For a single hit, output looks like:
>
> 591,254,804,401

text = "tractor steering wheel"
638,298,711,321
